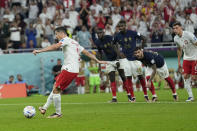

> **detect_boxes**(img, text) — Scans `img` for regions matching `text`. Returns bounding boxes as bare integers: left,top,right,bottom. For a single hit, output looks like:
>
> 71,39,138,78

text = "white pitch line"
0,101,196,106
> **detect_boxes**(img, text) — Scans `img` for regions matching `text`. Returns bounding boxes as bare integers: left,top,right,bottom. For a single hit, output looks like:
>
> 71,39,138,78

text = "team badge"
184,40,188,45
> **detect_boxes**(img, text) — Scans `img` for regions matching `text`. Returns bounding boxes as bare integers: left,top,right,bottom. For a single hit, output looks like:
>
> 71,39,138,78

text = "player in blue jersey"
114,20,156,102
134,47,178,101
94,28,134,102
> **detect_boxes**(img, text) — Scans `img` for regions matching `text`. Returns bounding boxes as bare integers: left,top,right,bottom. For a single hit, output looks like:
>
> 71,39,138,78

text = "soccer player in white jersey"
173,22,197,102
32,27,107,118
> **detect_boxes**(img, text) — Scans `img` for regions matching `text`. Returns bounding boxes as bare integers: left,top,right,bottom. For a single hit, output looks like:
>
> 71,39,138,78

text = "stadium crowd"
0,0,197,53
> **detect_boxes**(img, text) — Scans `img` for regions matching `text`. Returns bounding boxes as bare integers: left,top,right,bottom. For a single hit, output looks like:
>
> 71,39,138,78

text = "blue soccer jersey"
137,51,165,68
95,35,117,61
114,30,141,61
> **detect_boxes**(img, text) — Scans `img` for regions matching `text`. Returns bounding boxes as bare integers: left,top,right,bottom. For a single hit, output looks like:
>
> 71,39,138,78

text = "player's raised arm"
32,43,61,55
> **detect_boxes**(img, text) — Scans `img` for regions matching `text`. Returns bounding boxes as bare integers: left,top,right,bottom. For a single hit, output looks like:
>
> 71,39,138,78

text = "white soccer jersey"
59,37,84,73
174,31,197,60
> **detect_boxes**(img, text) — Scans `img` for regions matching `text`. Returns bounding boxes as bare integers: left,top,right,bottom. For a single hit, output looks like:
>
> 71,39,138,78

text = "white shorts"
106,60,124,73
145,62,169,79
120,59,143,77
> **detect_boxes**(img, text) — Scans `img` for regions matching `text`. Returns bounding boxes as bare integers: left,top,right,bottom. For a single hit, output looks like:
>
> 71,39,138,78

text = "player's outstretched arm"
32,43,62,55
82,49,108,64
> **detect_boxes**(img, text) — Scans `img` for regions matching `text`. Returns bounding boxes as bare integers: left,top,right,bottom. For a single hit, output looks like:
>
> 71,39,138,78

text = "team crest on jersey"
184,40,188,45
124,38,128,42
129,37,132,41
137,68,142,73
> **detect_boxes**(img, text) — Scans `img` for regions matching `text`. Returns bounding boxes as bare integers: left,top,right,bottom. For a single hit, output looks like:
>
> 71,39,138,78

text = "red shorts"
182,60,197,75
75,76,85,86
55,70,78,90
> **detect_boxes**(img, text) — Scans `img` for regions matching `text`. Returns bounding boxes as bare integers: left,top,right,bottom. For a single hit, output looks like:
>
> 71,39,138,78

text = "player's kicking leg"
39,83,62,118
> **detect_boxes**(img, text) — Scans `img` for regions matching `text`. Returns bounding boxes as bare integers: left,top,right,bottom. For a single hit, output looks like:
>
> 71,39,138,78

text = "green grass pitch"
0,88,197,131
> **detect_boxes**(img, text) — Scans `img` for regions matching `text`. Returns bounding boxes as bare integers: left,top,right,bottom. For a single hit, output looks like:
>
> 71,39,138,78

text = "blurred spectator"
41,37,51,48
138,15,149,37
0,22,7,50
79,0,90,27
45,19,54,44
162,22,173,42
5,75,14,84
88,9,96,27
63,0,74,9
46,0,57,20
15,74,26,83
39,6,49,25
3,8,15,22
28,0,39,23
121,4,133,22
111,7,121,31
184,14,194,33
25,23,37,48
54,18,63,28
69,5,79,30
61,11,74,33
102,1,111,18
151,22,163,43
89,0,103,17
52,58,62,82
190,8,197,31
15,14,26,44
10,21,21,49
162,1,174,22
176,11,186,26
105,23,114,36
76,25,93,48
95,11,106,29
73,19,83,35
33,18,45,47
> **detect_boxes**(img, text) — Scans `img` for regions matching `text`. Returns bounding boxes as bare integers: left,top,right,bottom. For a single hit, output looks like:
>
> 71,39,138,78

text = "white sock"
184,77,194,98
43,92,53,110
175,84,179,89
77,86,81,94
53,93,61,115
81,86,85,94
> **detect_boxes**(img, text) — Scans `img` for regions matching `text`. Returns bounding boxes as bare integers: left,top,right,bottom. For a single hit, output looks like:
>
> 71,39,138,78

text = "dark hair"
118,20,126,25
134,47,142,52
97,28,104,33
57,58,61,61
172,22,182,27
54,26,68,34
9,75,14,78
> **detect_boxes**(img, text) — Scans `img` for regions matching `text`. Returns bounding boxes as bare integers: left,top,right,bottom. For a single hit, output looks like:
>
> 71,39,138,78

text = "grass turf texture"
0,89,197,131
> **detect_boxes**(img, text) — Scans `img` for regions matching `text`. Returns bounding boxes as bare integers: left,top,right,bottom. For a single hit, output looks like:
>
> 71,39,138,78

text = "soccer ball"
23,106,36,118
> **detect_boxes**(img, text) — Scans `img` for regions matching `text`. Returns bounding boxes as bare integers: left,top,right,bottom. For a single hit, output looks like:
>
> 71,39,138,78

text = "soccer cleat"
39,107,46,115
152,96,157,102
47,113,62,118
186,97,194,102
173,95,178,101
130,97,136,102
127,95,132,102
144,96,150,102
109,98,117,103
